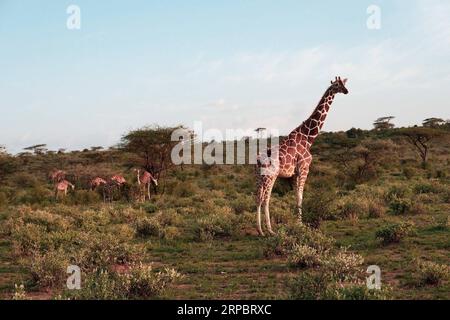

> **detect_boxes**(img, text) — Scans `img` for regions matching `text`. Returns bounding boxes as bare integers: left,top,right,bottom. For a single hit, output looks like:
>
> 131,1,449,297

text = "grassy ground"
0,129,449,300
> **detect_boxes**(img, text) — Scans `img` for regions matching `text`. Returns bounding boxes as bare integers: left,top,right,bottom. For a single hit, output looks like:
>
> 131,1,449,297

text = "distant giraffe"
255,77,349,236
134,169,158,202
103,175,127,203
55,179,75,199
49,170,65,183
90,177,107,190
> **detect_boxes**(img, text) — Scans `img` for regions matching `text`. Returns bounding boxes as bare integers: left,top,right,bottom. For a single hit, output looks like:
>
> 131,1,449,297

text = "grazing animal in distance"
134,169,158,202
103,175,127,203
90,177,107,190
111,175,126,186
49,170,65,183
255,77,349,236
55,179,75,199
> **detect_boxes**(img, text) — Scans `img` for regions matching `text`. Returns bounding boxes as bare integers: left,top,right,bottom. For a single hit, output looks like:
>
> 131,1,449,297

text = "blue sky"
1,0,449,153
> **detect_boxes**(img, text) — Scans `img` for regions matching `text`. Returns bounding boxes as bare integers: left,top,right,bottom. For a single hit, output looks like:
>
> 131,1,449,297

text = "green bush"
135,217,162,238
322,248,364,281
288,245,323,268
389,197,411,215
264,224,335,258
124,264,183,299
195,209,234,241
327,284,392,300
413,183,438,195
334,197,367,220
66,264,182,300
417,260,450,286
288,272,391,300
375,222,416,244
288,272,332,300
30,249,69,289
385,185,411,202
142,202,158,214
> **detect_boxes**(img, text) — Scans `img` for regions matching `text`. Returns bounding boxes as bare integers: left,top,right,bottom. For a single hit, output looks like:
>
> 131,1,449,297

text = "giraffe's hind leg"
256,174,277,236
264,177,277,236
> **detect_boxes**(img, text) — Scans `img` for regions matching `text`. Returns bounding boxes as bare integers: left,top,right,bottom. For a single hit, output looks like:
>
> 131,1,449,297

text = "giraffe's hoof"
268,230,276,236
257,229,265,237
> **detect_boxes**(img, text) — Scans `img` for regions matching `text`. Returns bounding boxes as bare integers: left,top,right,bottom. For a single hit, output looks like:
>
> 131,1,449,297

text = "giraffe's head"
330,76,349,95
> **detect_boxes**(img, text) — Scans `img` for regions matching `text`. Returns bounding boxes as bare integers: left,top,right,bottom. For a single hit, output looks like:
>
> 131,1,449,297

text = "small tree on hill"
422,118,446,128
120,125,192,181
397,127,444,165
24,144,48,155
373,116,395,131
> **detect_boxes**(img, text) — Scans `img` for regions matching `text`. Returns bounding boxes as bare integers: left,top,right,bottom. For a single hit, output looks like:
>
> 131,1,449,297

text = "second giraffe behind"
255,76,349,236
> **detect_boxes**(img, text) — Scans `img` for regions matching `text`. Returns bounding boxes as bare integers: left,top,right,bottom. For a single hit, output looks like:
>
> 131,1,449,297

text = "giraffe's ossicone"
255,76,349,236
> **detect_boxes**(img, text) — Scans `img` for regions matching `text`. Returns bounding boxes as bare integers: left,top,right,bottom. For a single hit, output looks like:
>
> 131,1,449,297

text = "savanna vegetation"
0,121,449,300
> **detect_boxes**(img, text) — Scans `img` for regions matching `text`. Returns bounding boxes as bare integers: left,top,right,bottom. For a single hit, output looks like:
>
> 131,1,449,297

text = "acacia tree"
422,118,446,128
24,144,48,155
398,127,444,165
120,125,192,186
373,116,395,130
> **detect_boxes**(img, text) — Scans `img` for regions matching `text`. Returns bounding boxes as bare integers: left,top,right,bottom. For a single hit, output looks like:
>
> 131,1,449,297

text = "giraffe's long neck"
296,86,336,144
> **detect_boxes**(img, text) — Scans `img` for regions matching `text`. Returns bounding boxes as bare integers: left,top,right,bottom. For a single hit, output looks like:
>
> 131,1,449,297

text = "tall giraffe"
134,169,158,202
54,179,75,199
255,76,349,236
90,177,107,191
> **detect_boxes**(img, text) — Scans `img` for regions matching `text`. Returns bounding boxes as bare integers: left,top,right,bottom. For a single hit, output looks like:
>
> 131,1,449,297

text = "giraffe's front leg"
264,201,276,236
256,204,264,236
294,167,310,224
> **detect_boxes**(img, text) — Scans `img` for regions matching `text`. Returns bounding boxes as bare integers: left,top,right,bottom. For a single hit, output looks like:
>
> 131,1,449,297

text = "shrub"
30,249,69,289
66,264,182,300
70,190,102,205
288,272,332,300
327,284,392,300
288,245,323,268
264,224,335,258
124,263,183,299
385,185,411,202
303,188,336,224
12,284,27,300
142,202,158,214
388,198,411,215
368,201,386,218
402,167,417,180
322,248,364,281
173,182,198,198
135,217,162,238
409,202,427,215
334,197,367,221
195,209,235,241
417,260,450,286
375,222,416,244
288,272,391,300
413,182,438,195
66,269,127,300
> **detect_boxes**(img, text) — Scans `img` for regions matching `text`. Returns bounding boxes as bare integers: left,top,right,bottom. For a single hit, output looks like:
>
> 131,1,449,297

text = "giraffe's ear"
342,78,348,85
